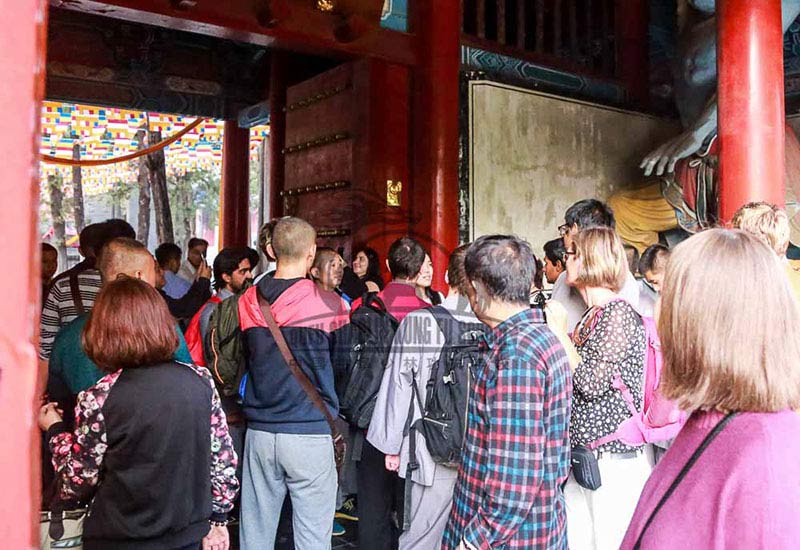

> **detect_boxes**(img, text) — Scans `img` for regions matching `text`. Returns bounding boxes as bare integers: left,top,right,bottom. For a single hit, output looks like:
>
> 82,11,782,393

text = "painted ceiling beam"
50,0,416,66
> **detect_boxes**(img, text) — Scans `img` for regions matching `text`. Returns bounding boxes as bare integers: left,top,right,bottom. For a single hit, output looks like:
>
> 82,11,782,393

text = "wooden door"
282,59,411,270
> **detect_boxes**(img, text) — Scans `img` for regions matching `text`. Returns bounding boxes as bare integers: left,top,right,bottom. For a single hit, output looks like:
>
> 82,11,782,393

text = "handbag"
257,290,346,476
39,507,87,550
570,445,602,490
570,372,653,490
631,412,738,549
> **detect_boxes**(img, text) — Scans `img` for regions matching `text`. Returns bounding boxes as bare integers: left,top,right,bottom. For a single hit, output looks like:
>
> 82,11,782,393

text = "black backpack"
408,306,487,467
339,294,400,428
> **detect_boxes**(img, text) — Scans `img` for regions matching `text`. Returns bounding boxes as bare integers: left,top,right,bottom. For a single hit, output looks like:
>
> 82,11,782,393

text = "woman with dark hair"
39,277,239,550
532,253,545,292
352,246,385,293
415,253,444,305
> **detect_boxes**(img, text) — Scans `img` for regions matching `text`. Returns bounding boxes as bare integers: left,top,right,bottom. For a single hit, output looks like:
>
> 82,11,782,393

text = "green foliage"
105,179,134,211
168,168,220,247
47,172,66,224
250,156,261,206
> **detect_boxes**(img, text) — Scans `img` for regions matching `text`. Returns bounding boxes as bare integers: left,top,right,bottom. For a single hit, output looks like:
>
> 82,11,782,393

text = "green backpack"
203,293,246,398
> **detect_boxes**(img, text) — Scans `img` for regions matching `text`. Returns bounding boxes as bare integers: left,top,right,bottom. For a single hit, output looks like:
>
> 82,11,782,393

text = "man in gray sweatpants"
242,432,337,548
237,217,348,550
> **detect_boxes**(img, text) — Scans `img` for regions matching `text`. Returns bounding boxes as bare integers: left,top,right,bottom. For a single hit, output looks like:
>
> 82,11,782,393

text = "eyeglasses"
564,249,578,259
558,223,570,237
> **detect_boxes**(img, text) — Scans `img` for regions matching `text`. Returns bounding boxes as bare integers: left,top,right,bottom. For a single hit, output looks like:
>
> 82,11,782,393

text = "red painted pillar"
413,0,460,289
268,51,287,221
616,0,649,108
718,0,785,221
353,59,411,282
0,0,48,545
220,120,250,247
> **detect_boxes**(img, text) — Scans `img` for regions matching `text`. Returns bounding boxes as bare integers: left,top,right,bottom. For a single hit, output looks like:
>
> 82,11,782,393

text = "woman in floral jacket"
39,277,239,550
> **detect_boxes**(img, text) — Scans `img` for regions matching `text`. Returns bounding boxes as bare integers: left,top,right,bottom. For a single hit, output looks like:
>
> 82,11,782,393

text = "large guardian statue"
610,0,800,251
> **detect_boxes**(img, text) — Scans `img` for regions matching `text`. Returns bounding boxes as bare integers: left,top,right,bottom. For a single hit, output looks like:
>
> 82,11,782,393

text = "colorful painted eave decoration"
40,101,270,194
460,46,626,104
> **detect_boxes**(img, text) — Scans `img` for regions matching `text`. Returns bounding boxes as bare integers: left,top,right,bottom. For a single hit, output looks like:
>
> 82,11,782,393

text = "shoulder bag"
257,290,346,476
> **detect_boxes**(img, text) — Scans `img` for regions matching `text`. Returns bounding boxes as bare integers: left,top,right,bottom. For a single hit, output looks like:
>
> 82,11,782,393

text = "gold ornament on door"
386,180,402,207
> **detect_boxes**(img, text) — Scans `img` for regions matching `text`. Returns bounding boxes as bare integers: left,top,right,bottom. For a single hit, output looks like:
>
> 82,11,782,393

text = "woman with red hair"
39,277,239,550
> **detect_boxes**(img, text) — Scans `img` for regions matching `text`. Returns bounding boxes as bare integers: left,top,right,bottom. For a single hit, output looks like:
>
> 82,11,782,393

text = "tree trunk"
189,199,196,239
48,173,67,268
72,142,85,231
183,178,193,246
136,129,151,247
146,130,174,244
258,138,269,229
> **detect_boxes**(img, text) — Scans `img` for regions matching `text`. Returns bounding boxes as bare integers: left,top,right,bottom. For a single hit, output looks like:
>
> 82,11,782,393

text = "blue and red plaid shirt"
442,307,573,550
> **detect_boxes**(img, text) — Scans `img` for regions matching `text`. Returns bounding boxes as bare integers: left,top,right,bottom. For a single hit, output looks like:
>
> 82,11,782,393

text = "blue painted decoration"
460,46,626,105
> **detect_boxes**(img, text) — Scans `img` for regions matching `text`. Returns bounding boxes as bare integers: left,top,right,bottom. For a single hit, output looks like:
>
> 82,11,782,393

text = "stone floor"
331,524,359,550
229,517,360,550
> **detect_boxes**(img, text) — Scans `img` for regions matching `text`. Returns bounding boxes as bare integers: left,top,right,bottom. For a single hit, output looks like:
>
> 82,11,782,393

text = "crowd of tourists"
36,199,800,550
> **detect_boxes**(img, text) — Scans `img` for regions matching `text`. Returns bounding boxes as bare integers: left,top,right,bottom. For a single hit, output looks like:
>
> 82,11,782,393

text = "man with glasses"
442,235,572,550
552,199,641,332
184,246,254,525
185,247,254,368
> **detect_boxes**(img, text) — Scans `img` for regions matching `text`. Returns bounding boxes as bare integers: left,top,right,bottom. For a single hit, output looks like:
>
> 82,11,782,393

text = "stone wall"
466,80,681,252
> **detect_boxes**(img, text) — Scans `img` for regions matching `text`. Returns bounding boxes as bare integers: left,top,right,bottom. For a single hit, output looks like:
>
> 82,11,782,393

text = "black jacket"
161,277,211,325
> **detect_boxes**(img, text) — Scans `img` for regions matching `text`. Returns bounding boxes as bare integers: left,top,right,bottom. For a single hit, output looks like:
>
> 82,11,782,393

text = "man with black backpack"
343,237,430,550
367,244,485,550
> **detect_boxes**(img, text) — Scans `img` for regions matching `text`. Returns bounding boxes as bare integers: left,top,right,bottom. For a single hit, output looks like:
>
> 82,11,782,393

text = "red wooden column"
718,0,785,221
616,0,649,108
412,0,460,289
353,60,411,280
220,120,250,247
0,0,48,545
268,50,287,220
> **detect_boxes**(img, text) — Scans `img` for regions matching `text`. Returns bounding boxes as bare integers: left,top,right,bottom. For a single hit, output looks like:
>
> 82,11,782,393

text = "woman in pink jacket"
622,228,800,549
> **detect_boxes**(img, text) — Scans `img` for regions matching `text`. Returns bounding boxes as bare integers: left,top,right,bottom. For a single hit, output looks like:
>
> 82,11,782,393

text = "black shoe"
335,496,359,522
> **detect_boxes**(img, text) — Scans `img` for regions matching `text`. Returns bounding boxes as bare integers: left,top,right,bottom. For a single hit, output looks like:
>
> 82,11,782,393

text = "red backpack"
184,296,222,367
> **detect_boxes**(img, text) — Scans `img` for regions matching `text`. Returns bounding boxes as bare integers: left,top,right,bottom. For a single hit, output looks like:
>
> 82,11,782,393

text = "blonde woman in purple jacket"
622,228,800,549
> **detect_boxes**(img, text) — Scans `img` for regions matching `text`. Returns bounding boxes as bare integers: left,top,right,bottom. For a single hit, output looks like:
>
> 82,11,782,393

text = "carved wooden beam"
45,8,268,117
50,0,417,66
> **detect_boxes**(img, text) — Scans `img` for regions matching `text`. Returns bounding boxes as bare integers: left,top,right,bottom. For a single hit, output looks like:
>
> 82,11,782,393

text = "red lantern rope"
40,118,207,167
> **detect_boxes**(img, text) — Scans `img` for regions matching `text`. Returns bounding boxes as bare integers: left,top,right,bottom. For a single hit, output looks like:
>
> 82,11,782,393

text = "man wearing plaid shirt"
442,235,573,550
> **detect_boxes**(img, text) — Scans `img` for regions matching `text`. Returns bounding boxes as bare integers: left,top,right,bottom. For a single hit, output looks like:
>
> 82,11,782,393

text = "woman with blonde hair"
563,226,650,550
621,229,800,549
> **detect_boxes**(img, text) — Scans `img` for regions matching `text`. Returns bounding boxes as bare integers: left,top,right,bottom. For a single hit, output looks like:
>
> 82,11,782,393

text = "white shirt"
177,259,198,283
551,270,642,333
637,279,658,318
